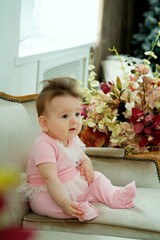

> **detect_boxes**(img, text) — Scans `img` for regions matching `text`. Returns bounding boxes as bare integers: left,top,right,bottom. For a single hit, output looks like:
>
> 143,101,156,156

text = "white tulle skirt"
17,172,88,202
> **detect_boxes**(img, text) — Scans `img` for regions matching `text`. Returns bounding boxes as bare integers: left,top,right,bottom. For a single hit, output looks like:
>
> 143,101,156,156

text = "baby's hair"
36,77,83,117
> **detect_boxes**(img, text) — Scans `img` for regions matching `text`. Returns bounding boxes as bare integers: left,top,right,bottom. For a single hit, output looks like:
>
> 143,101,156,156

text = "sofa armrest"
85,147,124,157
86,148,160,188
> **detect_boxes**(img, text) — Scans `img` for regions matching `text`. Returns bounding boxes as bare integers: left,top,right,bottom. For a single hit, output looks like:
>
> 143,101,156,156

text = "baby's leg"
79,171,136,209
30,191,99,221
29,191,72,219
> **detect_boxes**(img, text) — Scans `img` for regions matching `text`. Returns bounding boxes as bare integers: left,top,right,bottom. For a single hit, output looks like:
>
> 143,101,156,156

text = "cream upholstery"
34,231,139,240
0,92,160,240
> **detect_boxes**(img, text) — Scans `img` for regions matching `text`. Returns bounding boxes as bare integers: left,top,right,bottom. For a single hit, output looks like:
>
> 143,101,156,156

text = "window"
19,0,100,57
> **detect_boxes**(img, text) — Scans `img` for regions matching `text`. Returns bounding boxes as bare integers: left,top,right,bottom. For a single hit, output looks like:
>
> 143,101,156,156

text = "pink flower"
133,122,144,134
144,127,152,134
130,75,139,82
81,104,88,118
131,64,150,75
143,76,154,85
144,113,153,124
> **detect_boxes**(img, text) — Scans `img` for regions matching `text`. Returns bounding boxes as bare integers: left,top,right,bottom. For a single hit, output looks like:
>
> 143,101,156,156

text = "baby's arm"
79,153,94,185
37,163,84,218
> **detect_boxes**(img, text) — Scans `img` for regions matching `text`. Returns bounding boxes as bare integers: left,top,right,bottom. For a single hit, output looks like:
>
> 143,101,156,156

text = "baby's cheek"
77,125,82,134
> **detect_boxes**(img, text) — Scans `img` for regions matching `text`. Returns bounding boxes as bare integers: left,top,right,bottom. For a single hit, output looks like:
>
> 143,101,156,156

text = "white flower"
88,64,95,71
125,101,135,118
90,80,100,88
154,101,160,109
143,59,151,65
157,41,160,47
125,101,135,111
95,103,105,113
88,120,96,128
144,51,157,59
132,81,140,89
111,124,121,136
98,123,104,130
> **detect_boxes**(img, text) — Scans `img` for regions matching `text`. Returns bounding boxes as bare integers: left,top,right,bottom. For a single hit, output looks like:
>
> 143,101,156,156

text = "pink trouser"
30,171,136,220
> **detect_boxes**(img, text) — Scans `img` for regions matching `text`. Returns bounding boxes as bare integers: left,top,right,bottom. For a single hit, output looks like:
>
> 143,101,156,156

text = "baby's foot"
77,201,98,222
117,181,136,208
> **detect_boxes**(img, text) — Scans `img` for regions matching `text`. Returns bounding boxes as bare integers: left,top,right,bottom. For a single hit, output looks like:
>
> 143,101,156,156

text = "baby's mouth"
69,128,76,131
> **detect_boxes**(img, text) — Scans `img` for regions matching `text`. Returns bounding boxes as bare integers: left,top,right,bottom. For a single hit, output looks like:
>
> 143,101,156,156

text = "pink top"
27,131,85,186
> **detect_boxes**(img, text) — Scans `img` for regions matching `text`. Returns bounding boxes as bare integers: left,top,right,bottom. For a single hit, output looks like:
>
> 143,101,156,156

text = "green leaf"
116,76,122,91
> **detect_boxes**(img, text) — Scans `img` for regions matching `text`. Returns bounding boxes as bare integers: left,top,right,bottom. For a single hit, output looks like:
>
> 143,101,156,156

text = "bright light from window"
19,0,100,57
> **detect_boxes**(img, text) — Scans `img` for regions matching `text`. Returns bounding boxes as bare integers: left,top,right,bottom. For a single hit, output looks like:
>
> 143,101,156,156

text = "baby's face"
44,95,82,146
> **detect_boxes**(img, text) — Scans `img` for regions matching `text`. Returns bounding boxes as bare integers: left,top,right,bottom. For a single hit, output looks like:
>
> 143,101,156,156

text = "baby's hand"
79,158,94,185
60,199,84,219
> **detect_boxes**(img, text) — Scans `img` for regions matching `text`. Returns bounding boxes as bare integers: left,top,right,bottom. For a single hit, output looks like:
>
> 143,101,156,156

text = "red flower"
144,127,152,134
0,226,35,240
130,108,145,134
0,196,5,210
139,136,148,148
100,82,111,94
152,114,160,129
130,108,144,122
150,114,160,145
130,109,160,148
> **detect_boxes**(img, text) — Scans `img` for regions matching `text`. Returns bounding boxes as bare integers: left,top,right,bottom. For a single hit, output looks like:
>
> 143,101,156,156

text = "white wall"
0,0,21,94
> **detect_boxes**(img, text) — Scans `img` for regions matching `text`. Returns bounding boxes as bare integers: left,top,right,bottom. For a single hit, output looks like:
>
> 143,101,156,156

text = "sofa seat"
35,230,138,240
23,187,160,240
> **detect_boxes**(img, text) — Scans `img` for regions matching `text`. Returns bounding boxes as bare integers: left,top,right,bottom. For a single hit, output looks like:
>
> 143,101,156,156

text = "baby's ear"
39,115,48,132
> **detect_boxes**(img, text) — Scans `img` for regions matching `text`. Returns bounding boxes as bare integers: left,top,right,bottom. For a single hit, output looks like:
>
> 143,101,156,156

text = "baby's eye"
62,114,68,119
75,112,81,117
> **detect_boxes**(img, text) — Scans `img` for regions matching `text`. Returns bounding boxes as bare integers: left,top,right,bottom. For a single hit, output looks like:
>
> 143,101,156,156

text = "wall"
0,0,21,94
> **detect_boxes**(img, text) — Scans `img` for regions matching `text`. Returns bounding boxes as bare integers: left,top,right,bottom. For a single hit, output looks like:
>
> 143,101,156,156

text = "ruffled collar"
57,140,82,166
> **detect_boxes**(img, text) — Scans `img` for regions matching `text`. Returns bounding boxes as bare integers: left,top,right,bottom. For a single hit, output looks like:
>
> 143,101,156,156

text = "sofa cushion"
23,187,160,240
35,230,136,240
88,152,160,188
0,97,39,224
0,100,38,170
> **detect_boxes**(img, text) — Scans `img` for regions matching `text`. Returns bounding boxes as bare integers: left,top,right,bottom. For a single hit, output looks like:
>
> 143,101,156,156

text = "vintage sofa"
0,91,160,240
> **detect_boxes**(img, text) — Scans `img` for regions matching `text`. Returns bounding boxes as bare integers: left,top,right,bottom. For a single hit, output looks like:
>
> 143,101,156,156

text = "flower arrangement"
80,28,160,153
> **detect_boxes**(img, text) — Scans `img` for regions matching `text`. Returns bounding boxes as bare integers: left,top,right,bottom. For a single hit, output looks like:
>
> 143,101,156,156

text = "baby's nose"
70,116,77,123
